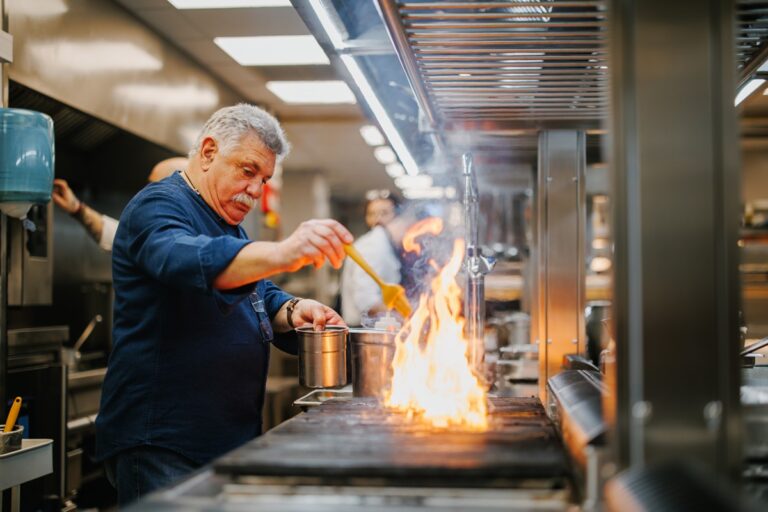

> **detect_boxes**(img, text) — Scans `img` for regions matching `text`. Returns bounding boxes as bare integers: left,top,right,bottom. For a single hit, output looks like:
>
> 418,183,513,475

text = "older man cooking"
95,104,352,506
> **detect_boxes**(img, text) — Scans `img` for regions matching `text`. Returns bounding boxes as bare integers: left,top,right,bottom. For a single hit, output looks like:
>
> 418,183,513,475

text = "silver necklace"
181,169,200,195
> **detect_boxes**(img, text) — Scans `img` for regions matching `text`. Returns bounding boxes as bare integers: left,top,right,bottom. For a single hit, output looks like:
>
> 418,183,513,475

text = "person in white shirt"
51,157,188,251
342,195,419,326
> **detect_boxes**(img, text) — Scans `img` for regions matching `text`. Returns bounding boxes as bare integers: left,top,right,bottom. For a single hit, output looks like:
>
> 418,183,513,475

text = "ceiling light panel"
373,146,396,165
215,36,329,66
359,125,385,146
339,55,419,175
736,78,765,106
395,175,432,189
168,0,291,8
385,163,405,178
403,187,453,200
266,81,356,104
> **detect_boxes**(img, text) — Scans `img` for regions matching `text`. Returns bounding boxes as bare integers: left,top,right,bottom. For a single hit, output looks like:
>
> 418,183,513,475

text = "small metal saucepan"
297,326,349,388
349,328,397,399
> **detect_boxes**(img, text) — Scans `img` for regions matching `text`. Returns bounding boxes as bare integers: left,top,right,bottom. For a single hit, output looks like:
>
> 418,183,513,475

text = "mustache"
233,193,256,210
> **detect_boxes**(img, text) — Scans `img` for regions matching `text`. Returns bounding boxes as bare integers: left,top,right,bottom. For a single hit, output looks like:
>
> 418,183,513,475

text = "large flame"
385,219,488,431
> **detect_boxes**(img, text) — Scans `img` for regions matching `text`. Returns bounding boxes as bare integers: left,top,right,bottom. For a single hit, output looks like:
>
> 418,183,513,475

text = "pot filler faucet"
462,153,495,377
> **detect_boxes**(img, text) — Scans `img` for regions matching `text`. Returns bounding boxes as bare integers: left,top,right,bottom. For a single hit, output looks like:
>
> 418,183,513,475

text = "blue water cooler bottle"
0,108,54,219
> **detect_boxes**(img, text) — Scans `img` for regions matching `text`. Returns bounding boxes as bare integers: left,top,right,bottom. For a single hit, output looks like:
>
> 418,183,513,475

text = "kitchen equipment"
497,344,539,392
463,153,496,379
0,425,23,455
61,314,102,371
585,301,611,365
350,328,396,399
3,396,22,433
293,388,353,411
343,244,411,318
506,312,531,346
297,326,348,388
0,108,54,219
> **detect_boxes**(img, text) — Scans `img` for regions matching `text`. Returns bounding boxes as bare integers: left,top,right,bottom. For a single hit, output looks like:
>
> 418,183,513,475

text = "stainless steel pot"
297,326,348,388
350,328,396,399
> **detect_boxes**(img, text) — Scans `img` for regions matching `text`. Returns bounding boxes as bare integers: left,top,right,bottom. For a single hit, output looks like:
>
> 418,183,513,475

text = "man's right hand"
277,219,353,271
52,179,80,214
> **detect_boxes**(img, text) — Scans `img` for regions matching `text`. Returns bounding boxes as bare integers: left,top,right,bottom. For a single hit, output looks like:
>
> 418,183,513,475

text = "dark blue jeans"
104,445,199,507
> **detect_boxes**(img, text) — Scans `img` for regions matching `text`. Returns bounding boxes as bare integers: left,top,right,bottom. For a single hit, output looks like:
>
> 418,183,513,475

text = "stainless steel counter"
127,470,570,511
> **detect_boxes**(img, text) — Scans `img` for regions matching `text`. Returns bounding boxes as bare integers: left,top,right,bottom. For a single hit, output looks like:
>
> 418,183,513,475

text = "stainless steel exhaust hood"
376,0,609,131
296,0,768,170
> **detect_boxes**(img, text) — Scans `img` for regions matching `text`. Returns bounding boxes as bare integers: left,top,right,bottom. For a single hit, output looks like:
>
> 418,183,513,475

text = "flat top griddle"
214,397,569,485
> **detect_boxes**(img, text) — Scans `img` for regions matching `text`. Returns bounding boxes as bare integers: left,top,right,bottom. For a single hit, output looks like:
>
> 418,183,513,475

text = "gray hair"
189,103,290,162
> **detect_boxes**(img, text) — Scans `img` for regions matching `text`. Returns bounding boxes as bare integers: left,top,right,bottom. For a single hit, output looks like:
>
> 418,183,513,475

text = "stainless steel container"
297,326,348,388
0,424,23,455
350,328,396,399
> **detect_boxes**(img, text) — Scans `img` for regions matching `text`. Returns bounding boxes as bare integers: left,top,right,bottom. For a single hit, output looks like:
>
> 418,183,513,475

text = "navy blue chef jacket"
96,172,297,465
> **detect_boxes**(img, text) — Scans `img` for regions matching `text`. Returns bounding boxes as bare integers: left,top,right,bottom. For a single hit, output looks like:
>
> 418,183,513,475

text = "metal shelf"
0,438,53,490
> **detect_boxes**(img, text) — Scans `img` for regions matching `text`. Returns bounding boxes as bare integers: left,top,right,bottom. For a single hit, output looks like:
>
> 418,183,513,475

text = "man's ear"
200,137,218,171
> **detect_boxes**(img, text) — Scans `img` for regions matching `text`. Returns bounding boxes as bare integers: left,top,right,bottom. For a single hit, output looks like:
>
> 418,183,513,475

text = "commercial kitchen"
1,0,767,510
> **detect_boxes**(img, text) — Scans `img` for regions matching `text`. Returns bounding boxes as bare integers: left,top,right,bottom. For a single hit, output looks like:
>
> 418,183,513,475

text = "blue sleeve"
123,189,253,310
258,280,298,355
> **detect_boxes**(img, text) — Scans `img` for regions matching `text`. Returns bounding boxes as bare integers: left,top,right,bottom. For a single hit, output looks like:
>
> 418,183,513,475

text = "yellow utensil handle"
344,244,385,287
4,396,21,432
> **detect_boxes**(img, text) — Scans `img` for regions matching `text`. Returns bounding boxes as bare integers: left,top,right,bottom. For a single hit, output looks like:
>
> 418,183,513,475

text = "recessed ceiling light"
214,36,328,66
373,146,397,165
395,175,432,189
403,187,450,200
359,125,385,146
385,163,405,178
168,0,291,8
265,81,356,104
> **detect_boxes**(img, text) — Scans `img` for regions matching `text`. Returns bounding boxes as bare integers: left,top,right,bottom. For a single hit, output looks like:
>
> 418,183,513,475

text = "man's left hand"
278,298,345,332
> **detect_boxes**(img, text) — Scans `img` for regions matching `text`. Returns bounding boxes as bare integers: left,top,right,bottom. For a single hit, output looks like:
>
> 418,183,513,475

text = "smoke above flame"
385,217,488,431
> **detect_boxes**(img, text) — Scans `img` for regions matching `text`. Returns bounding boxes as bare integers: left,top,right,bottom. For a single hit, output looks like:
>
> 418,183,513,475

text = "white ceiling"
113,0,396,199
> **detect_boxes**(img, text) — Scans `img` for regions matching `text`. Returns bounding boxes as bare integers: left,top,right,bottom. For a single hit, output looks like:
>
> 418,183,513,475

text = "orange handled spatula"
344,244,411,318
4,396,21,432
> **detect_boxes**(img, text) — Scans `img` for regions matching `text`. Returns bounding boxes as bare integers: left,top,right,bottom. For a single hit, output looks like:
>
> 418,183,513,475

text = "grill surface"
215,397,569,485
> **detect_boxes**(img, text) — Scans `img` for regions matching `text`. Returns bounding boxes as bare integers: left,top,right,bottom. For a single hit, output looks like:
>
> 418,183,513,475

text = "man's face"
204,133,276,225
365,198,396,228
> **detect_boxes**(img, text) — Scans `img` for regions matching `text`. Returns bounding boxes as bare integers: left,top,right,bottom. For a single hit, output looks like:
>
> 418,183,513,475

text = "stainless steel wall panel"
536,130,586,403
606,0,741,475
6,0,241,154
0,0,7,418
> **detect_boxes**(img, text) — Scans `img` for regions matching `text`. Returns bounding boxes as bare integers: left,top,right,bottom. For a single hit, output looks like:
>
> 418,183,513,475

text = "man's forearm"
213,241,289,290
74,204,104,243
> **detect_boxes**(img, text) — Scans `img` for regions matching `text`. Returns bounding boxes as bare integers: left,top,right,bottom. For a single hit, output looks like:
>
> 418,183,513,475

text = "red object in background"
260,181,281,229
261,182,272,213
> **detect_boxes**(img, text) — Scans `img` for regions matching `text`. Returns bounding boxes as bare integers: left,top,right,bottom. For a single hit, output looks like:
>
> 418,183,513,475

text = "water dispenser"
0,108,55,305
